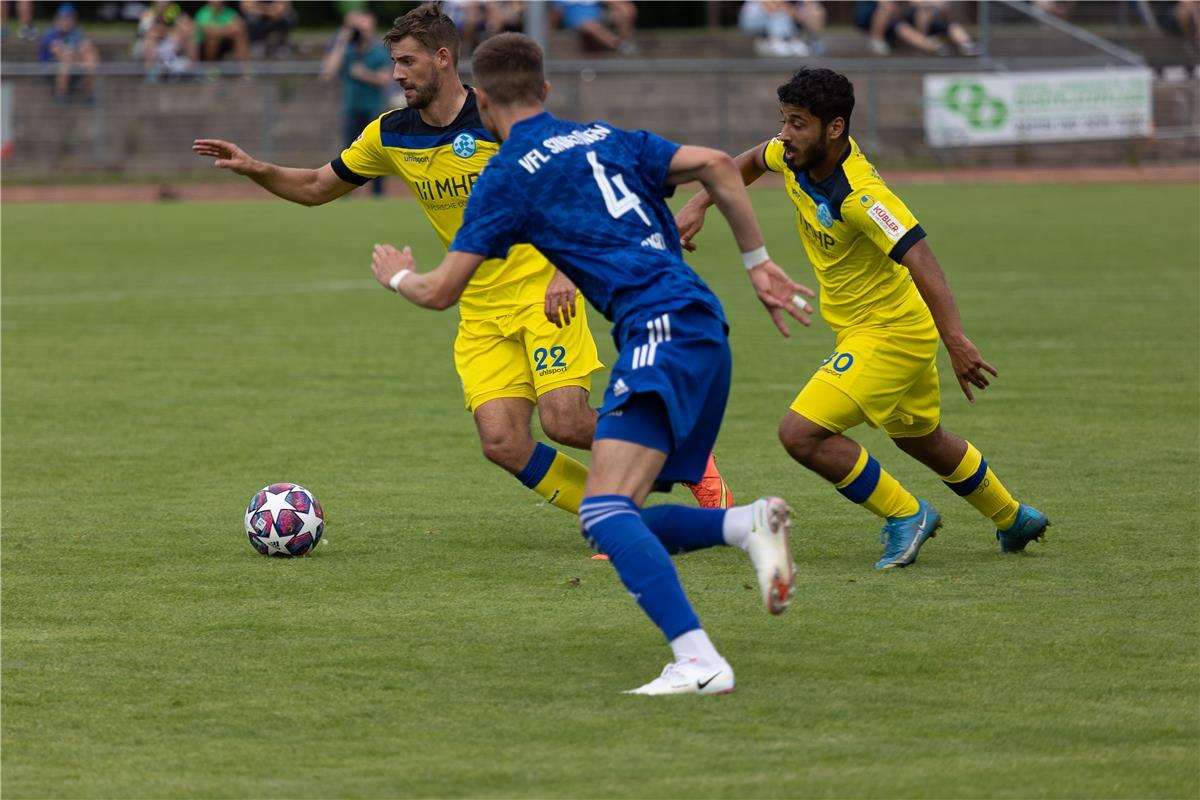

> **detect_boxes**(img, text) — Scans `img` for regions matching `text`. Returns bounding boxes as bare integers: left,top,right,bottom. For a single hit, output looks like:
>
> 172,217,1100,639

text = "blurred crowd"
3,0,1197,103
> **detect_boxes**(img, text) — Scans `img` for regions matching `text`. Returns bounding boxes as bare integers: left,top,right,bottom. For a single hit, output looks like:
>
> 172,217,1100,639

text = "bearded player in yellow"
677,67,1048,569
193,4,733,518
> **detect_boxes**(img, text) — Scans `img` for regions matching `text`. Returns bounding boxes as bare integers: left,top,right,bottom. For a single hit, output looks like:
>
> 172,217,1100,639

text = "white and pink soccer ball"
244,483,324,557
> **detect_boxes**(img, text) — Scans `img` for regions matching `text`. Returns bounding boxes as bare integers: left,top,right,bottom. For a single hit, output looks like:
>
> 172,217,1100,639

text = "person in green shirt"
195,0,249,63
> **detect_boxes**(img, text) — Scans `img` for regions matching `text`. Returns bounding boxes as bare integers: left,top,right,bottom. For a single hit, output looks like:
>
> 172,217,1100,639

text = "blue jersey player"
369,33,815,695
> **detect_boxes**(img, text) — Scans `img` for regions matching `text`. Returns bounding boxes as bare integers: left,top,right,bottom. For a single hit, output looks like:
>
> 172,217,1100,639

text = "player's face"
389,37,442,110
778,103,832,172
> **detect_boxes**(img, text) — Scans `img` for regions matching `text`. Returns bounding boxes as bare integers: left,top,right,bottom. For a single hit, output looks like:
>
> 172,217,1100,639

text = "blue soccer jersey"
450,112,726,347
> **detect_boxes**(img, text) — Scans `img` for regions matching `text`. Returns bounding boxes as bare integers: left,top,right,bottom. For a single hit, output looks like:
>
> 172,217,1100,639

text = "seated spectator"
135,2,198,79
443,0,523,55
1031,0,1075,20
740,1,827,57
1,0,36,40
553,0,637,54
195,0,249,64
39,3,99,101
240,0,295,59
905,1,978,56
855,0,954,55
1177,0,1200,50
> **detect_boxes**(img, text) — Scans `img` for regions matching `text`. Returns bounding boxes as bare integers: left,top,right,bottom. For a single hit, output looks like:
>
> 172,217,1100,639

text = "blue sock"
641,505,727,555
579,495,701,641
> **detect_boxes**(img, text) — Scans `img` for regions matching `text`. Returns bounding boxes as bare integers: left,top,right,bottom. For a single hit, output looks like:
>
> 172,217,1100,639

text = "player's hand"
191,138,259,176
675,201,708,253
747,260,816,337
544,269,578,328
371,243,415,291
944,334,997,402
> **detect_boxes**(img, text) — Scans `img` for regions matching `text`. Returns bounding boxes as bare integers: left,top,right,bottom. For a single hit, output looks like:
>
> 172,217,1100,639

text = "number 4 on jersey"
587,151,651,226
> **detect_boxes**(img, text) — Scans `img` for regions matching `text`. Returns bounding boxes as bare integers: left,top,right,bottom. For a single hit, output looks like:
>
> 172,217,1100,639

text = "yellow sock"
941,442,1019,529
516,442,588,514
835,446,920,519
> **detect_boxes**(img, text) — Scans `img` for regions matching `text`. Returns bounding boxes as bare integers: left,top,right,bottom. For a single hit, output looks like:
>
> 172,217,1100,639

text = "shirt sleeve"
762,138,788,174
330,115,390,184
449,162,527,259
843,182,926,262
628,128,682,197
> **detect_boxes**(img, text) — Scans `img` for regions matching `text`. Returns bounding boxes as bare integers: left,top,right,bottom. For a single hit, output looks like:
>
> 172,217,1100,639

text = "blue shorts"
558,1,605,30
594,305,731,485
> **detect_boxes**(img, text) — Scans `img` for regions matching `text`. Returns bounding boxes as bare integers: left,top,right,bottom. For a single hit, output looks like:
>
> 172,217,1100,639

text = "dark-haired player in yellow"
677,67,1048,569
193,3,731,516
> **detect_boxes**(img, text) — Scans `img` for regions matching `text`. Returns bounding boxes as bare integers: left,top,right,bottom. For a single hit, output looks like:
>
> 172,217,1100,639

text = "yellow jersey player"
193,3,731,517
677,67,1048,568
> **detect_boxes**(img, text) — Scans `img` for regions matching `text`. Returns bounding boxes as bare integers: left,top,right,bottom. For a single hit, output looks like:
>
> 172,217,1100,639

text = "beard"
787,142,827,174
405,73,442,110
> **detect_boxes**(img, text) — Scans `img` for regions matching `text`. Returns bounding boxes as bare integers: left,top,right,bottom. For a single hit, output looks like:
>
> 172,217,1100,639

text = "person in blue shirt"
368,32,817,696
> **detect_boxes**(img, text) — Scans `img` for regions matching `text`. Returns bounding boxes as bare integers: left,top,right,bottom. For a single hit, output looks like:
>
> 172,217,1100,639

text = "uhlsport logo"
452,132,477,158
816,202,834,229
943,82,1007,130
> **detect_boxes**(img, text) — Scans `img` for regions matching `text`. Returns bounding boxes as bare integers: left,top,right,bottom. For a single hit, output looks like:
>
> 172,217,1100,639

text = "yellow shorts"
790,322,941,438
454,293,605,412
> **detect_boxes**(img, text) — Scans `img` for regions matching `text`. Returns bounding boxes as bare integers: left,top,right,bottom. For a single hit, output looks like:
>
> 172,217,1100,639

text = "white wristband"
741,246,769,270
388,269,412,291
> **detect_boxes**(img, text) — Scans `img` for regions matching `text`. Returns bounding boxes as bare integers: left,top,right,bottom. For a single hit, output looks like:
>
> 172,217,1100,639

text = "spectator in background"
135,2,198,79
740,1,827,57
553,0,637,54
1173,0,1200,50
240,0,296,59
905,1,978,55
855,0,950,55
1,0,36,40
195,0,249,64
442,0,524,55
39,3,99,101
320,9,391,197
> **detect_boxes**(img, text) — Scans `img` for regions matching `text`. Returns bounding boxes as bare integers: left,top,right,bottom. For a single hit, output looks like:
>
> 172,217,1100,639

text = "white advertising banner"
924,67,1153,147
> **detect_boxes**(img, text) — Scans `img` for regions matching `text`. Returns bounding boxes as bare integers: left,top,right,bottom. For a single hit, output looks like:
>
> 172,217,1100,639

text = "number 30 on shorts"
533,346,568,372
821,350,855,373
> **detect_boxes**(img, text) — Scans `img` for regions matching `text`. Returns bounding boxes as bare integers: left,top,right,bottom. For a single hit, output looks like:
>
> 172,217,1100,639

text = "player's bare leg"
475,396,591,515
780,410,939,569
892,425,1049,553
535,385,596,450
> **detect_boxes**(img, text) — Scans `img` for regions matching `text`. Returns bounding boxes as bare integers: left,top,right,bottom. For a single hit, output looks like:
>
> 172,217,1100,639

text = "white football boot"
624,657,736,696
746,497,796,615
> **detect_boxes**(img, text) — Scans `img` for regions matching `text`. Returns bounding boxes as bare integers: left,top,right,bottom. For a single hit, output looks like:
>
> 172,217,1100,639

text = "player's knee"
540,407,594,449
778,416,821,466
478,432,529,473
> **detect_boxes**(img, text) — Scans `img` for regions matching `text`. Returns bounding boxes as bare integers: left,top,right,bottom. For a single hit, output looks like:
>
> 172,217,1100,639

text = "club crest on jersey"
452,133,477,158
816,202,834,229
859,194,873,207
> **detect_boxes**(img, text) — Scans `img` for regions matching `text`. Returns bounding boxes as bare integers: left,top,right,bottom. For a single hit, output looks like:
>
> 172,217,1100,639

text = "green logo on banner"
944,82,1008,129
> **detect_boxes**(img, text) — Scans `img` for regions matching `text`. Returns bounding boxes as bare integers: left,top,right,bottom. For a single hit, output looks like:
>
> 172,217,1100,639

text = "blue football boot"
874,500,942,570
997,504,1049,553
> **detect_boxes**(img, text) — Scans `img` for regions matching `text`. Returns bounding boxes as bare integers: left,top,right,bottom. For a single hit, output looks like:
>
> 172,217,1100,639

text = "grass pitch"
2,183,1198,799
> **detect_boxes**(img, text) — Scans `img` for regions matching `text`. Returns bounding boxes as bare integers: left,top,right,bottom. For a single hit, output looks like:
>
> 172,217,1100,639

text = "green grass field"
3,183,1198,799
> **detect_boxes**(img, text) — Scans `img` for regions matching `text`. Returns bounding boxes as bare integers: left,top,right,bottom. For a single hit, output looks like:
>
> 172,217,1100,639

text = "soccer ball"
244,483,324,557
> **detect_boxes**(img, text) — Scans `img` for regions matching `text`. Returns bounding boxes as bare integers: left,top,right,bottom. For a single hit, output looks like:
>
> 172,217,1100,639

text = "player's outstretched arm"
667,145,815,336
191,139,355,206
371,244,484,311
901,239,997,402
675,140,771,253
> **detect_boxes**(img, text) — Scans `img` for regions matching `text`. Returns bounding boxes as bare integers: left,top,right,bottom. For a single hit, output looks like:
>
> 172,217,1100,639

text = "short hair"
777,68,855,135
384,2,460,64
471,32,546,106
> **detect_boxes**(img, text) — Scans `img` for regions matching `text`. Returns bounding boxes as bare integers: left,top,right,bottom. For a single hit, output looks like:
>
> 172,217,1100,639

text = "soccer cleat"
875,500,941,570
997,504,1050,553
683,453,733,509
623,657,735,696
745,497,796,615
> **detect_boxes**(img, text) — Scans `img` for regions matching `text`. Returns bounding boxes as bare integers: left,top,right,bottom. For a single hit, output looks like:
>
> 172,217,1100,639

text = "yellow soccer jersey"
331,90,552,319
763,136,932,332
